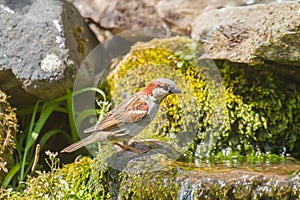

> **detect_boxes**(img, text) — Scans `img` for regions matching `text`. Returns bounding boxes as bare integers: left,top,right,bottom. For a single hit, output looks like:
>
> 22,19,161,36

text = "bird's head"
142,78,181,103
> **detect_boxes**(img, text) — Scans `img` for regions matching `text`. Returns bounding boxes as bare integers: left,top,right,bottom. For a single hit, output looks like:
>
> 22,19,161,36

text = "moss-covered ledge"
3,141,300,199
119,151,300,199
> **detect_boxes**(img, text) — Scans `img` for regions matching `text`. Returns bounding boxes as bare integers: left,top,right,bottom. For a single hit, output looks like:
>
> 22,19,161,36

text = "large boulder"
0,0,98,105
156,0,269,33
191,1,300,66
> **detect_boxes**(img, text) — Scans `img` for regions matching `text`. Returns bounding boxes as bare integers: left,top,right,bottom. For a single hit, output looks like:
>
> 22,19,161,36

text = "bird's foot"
113,142,149,154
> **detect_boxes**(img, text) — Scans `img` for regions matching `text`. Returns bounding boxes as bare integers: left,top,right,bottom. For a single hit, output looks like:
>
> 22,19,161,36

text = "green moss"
119,154,180,200
211,61,300,159
105,36,300,162
3,157,93,199
3,143,300,199
88,144,121,199
106,39,212,154
1,144,181,199
58,157,93,199
44,157,92,199
4,36,300,199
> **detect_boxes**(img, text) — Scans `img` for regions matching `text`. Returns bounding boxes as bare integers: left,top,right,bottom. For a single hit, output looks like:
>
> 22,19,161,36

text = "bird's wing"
84,97,148,133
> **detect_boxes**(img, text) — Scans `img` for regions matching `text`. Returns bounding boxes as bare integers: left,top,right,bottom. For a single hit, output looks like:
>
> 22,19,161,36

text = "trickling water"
176,162,300,199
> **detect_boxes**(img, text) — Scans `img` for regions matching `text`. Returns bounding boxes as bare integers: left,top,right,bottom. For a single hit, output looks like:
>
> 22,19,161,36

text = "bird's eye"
162,85,168,91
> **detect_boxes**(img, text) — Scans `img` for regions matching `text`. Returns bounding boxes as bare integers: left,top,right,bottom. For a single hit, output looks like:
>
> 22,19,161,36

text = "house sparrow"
61,78,181,153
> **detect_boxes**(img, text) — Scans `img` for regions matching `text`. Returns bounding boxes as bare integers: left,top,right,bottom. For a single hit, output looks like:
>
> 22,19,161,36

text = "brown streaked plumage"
61,78,181,153
84,98,148,133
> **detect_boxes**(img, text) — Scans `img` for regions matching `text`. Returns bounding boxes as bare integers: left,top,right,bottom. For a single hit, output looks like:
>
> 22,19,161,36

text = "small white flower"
45,150,58,158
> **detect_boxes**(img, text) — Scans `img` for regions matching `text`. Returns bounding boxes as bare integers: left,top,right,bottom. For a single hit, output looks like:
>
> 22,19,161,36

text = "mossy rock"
104,36,300,162
4,142,300,199
0,90,18,183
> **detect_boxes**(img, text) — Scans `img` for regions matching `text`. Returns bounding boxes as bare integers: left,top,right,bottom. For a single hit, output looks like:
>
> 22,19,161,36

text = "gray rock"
156,0,279,33
0,0,98,105
191,1,300,65
99,0,167,33
72,0,286,35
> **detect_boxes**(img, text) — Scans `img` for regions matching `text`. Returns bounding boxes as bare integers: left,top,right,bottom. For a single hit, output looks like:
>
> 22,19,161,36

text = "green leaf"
2,163,20,189
66,89,78,142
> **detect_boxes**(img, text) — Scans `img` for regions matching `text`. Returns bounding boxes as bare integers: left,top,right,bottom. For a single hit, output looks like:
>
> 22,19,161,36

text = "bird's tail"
61,135,96,153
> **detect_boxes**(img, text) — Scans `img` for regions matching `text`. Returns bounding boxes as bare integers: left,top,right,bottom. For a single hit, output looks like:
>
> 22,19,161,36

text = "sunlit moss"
3,157,93,199
106,37,210,150
4,36,300,199
211,61,300,159
2,144,300,199
106,36,300,162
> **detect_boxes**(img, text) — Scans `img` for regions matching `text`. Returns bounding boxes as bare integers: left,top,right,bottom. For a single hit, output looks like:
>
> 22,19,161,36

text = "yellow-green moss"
3,144,300,199
3,157,93,199
212,61,300,158
0,90,18,183
4,36,300,199
106,37,211,149
119,154,180,199
105,36,300,162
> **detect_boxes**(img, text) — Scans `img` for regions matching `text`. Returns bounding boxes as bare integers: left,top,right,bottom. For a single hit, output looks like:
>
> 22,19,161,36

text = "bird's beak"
172,86,182,94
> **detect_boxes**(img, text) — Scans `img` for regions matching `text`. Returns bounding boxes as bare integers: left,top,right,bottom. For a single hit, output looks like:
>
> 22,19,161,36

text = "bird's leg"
125,140,150,154
128,141,150,154
112,142,148,154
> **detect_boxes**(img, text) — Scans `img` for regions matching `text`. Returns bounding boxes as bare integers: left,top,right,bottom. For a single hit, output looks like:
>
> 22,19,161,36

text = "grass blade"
2,163,20,189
